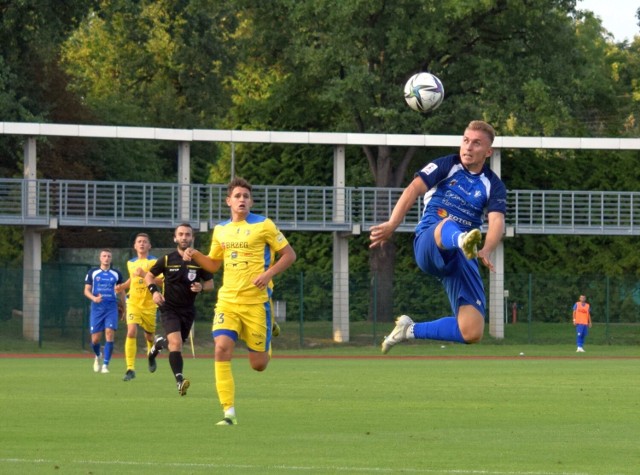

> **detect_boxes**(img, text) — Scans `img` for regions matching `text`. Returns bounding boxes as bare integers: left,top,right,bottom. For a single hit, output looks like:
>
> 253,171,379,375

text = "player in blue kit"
369,120,506,352
84,249,126,373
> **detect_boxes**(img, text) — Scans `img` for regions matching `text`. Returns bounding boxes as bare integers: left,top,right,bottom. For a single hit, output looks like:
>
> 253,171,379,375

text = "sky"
579,0,639,42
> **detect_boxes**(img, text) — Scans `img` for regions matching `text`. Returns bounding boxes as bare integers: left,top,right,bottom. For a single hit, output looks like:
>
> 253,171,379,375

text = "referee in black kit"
145,223,214,396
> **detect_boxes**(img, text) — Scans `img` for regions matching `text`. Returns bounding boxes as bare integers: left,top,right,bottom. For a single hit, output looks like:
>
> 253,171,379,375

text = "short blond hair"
467,120,496,144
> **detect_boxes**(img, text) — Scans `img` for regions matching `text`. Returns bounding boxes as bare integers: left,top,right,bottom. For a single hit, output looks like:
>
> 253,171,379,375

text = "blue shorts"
413,224,486,317
89,303,119,333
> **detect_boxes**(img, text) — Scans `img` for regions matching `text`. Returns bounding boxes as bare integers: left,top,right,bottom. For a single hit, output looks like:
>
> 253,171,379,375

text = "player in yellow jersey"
116,233,163,381
184,177,296,425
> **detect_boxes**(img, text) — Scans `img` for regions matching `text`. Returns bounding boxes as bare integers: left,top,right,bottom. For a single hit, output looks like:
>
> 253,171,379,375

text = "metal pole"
372,272,377,344
528,274,533,343
605,276,610,343
231,142,235,179
299,272,304,348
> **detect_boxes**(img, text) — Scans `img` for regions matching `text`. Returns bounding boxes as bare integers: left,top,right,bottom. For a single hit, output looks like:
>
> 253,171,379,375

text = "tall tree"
0,0,99,177
0,0,99,256
220,0,628,321
61,0,240,183
501,6,640,280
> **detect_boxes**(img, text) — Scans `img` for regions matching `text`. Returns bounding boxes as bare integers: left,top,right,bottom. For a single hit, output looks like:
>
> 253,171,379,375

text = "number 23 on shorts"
214,312,224,325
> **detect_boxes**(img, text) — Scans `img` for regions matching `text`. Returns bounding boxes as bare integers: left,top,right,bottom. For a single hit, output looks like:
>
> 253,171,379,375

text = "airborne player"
370,121,506,353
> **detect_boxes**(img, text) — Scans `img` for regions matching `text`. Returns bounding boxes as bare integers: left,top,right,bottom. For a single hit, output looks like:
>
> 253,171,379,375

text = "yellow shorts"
212,300,274,353
126,304,157,335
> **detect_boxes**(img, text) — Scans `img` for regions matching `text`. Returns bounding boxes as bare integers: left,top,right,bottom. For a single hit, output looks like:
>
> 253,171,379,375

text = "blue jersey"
415,154,507,235
84,267,123,302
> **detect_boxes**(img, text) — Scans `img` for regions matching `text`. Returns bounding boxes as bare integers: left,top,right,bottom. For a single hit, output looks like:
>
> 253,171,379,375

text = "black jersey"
149,250,213,314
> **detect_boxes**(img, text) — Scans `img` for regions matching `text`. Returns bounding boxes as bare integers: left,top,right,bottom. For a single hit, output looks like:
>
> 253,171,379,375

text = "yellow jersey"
126,256,158,310
209,213,289,304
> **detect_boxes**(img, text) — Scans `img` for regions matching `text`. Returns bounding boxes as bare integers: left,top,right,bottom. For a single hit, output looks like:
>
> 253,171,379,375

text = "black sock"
151,337,166,357
169,351,183,379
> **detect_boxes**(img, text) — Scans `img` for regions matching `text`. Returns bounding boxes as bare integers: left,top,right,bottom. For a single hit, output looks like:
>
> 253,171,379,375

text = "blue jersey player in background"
370,120,506,353
84,248,126,373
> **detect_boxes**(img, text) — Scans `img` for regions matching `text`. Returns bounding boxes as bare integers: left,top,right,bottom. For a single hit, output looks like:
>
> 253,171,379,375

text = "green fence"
1,264,639,351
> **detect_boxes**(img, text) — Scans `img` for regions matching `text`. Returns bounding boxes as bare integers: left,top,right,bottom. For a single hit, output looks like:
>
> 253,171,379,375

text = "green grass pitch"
1,351,638,474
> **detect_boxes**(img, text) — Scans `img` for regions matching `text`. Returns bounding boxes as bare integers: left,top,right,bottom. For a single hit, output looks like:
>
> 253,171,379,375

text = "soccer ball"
403,72,444,113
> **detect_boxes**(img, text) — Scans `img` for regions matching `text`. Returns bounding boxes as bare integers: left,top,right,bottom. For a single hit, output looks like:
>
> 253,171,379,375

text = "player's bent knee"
250,357,269,371
458,307,484,343
459,322,484,343
249,354,270,372
214,345,233,360
463,332,483,344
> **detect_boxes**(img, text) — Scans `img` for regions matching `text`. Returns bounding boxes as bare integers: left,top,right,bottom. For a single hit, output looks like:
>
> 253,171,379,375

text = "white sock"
225,407,236,418
407,324,415,339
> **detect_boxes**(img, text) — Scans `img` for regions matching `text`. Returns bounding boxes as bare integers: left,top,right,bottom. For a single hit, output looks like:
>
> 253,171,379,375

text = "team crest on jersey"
231,251,238,259
188,269,197,281
437,208,448,218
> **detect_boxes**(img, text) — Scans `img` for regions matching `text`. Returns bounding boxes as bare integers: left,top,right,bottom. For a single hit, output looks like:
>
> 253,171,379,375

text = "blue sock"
103,342,114,365
440,220,462,250
413,317,467,343
92,343,101,357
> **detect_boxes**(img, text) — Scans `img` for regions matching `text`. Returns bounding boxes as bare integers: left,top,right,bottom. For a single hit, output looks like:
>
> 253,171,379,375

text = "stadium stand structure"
2,122,639,343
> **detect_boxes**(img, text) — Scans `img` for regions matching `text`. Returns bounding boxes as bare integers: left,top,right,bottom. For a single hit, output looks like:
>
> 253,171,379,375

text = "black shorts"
159,306,195,342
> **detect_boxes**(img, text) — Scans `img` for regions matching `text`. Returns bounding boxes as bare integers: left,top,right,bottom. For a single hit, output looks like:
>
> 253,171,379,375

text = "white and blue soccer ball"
403,72,444,113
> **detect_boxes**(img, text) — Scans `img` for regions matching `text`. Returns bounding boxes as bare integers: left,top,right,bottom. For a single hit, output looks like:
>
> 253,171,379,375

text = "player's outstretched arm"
370,176,426,248
183,247,222,273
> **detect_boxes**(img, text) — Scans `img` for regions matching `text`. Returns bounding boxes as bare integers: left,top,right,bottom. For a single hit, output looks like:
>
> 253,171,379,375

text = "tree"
216,0,629,321
501,6,640,280
60,0,240,183
5,0,637,314
0,0,100,256
0,0,100,177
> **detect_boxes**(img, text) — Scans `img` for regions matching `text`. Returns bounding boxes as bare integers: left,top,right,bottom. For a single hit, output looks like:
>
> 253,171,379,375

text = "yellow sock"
146,339,153,354
125,337,136,370
214,361,234,412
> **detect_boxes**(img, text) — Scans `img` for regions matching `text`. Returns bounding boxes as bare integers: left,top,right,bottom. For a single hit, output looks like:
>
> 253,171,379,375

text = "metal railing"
2,178,640,235
508,190,640,235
